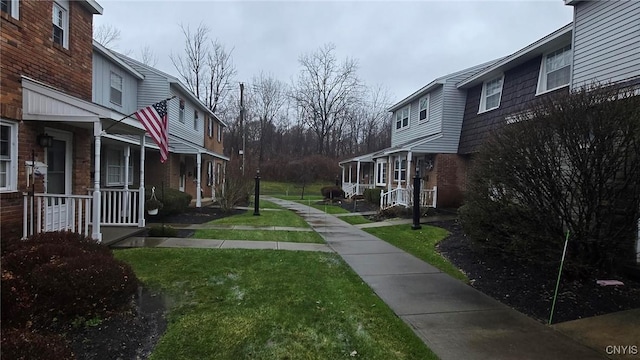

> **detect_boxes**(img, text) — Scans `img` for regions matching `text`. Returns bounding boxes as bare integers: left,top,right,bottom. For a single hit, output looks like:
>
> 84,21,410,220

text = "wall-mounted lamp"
37,133,54,148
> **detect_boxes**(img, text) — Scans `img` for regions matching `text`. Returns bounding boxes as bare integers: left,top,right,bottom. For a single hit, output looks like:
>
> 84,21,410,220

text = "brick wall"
434,154,468,208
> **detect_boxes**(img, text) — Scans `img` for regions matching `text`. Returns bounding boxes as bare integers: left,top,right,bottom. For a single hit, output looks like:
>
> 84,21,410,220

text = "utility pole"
240,82,245,176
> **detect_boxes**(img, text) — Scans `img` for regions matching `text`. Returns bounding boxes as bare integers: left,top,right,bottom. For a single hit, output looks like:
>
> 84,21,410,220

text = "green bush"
1,328,74,360
145,187,192,216
320,186,344,199
1,231,138,330
363,188,382,205
147,225,178,237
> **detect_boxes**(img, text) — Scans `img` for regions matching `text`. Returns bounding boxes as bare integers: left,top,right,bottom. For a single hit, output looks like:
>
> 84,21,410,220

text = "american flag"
134,100,169,163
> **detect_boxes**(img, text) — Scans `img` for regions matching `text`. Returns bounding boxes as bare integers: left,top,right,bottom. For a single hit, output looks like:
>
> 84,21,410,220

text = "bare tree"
292,43,362,155
362,85,392,153
251,72,288,163
93,23,121,48
139,45,158,67
171,23,236,114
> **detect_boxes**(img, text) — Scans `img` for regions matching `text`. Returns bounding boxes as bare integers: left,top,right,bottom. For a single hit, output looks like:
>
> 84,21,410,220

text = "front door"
45,130,73,231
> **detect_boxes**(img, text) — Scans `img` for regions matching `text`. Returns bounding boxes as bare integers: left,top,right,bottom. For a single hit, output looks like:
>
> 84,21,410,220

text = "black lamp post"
411,165,422,230
253,169,261,216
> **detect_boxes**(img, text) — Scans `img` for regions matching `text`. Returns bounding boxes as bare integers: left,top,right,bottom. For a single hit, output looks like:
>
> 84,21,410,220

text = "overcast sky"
94,0,574,104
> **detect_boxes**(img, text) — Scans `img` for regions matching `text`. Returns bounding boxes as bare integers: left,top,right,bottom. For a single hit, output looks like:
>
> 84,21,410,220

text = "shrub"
363,188,382,205
460,84,640,277
0,231,139,330
1,328,74,360
147,225,178,237
145,187,191,216
320,186,344,199
216,158,252,213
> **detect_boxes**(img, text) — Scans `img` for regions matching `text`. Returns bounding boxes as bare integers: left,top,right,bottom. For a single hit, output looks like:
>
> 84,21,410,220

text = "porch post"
356,161,361,195
341,165,345,184
138,134,146,227
92,122,102,242
407,151,413,189
196,152,202,207
123,146,130,223
387,156,392,191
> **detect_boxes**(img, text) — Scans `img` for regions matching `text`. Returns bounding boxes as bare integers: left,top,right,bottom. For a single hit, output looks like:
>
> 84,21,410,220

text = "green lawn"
250,199,284,209
293,200,351,215
192,229,324,243
261,181,332,198
339,215,373,225
115,249,437,360
209,207,309,228
364,225,467,282
273,194,324,201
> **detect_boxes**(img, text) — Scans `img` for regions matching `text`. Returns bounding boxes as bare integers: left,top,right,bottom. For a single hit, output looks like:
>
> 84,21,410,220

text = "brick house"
1,0,149,242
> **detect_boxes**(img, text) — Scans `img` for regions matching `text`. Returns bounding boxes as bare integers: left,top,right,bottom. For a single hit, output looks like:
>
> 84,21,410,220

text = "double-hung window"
1,0,19,19
52,1,68,48
110,72,123,106
207,117,213,138
179,99,185,123
394,157,407,182
106,149,133,186
207,161,213,186
194,110,199,130
395,106,409,130
419,95,430,122
217,123,222,142
537,45,572,94
479,76,504,113
216,163,222,185
0,121,17,191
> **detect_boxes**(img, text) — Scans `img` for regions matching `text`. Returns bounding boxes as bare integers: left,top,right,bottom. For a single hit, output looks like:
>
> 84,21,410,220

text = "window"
537,45,572,94
207,161,213,186
106,149,133,186
217,123,222,142
395,106,409,130
394,157,407,182
0,121,17,191
52,1,68,48
479,76,504,113
207,117,213,138
419,95,430,122
179,99,185,123
110,72,123,105
1,0,19,19
216,162,222,185
376,161,387,186
194,110,199,130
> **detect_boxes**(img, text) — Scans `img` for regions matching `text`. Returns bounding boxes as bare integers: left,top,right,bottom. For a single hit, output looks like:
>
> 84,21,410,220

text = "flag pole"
102,96,176,133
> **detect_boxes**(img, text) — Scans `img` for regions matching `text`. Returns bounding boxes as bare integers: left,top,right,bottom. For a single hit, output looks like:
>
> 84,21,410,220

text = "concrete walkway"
112,236,332,252
265,196,604,360
155,224,313,232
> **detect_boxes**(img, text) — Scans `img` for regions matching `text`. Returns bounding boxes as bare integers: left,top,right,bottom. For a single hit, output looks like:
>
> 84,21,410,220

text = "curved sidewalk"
265,197,604,360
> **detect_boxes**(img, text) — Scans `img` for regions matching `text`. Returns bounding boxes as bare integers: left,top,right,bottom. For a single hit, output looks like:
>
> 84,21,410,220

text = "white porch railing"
342,182,377,198
88,188,141,226
380,186,437,210
23,193,92,239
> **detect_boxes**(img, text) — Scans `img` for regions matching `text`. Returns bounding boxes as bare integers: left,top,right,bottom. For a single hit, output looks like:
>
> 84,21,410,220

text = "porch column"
356,161,361,195
138,135,146,227
196,152,202,207
387,156,392,191
92,122,102,242
340,165,345,184
407,151,413,187
123,146,130,223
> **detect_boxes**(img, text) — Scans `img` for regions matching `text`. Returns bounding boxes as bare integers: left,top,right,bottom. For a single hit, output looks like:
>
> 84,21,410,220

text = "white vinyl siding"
0,121,18,191
571,0,640,89
52,0,69,48
92,52,139,114
537,45,572,94
110,72,123,105
395,106,409,130
194,110,199,131
419,95,430,122
479,76,504,113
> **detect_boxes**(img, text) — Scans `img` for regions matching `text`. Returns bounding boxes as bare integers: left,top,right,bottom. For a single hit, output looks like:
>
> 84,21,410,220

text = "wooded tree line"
168,24,392,180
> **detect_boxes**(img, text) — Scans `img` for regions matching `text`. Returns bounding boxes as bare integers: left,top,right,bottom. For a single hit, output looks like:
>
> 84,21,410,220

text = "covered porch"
339,153,376,198
21,76,149,242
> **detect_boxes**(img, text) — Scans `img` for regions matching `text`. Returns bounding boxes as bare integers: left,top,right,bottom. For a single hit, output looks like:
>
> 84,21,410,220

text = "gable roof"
113,52,227,127
93,41,145,80
457,23,573,89
388,58,504,113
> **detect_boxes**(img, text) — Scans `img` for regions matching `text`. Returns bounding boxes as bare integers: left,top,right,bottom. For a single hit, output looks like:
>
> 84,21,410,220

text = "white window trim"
179,99,185,123
52,0,69,49
419,94,430,122
217,123,222,143
395,106,410,131
2,0,19,19
536,45,572,95
0,120,18,192
375,160,387,186
110,72,123,106
208,117,213,138
393,156,407,183
193,110,199,131
106,148,133,186
478,75,504,114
